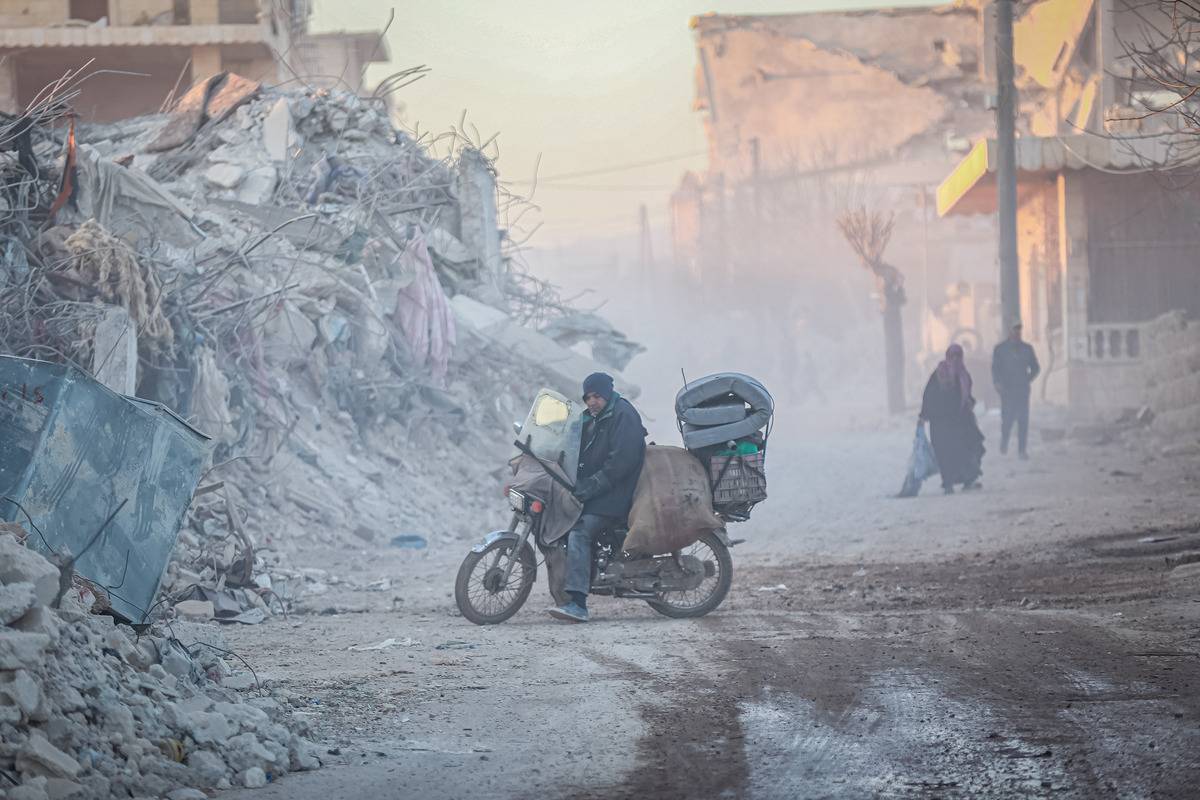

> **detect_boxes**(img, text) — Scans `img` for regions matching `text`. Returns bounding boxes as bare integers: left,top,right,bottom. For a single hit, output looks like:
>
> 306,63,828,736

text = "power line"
511,150,705,184
529,182,679,191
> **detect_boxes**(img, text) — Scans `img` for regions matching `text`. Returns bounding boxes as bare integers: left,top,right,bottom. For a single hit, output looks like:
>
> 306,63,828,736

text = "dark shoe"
548,602,589,623
943,486,955,495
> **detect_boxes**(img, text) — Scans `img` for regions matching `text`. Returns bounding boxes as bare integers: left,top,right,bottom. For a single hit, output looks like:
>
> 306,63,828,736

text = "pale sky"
311,1,934,245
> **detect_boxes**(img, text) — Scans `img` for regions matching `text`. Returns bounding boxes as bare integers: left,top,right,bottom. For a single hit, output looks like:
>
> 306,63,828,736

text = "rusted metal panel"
0,356,211,623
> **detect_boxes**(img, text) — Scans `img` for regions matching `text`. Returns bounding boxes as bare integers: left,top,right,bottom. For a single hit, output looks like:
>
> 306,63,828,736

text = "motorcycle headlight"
507,488,526,511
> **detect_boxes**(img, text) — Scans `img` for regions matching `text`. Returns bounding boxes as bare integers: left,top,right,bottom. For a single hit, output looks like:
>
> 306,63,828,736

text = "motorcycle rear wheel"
455,539,536,625
646,530,733,619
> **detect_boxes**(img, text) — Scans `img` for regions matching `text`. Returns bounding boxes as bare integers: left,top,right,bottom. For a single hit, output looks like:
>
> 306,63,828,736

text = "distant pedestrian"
919,344,985,494
991,320,1040,459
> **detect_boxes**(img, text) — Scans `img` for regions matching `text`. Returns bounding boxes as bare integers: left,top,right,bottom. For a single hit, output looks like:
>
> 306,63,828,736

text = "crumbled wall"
110,0,175,26
1143,312,1200,436
0,0,69,27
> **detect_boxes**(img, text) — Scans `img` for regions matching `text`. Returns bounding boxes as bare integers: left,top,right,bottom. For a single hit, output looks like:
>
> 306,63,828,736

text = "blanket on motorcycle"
623,445,723,555
508,454,582,545
509,454,580,606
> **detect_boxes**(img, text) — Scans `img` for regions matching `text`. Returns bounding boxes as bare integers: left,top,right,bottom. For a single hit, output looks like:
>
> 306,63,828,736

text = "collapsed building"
671,0,1200,424
671,5,1000,403
938,0,1200,426
0,51,642,797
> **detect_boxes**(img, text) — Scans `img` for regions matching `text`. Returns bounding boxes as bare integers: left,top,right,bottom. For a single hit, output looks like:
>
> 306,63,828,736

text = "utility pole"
750,137,762,270
995,0,1020,333
638,203,654,272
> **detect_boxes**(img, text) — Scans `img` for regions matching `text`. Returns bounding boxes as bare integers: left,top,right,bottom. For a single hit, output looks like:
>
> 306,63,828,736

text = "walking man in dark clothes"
991,320,1040,459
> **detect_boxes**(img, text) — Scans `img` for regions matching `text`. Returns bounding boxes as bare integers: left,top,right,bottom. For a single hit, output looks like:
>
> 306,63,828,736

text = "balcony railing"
1086,323,1144,362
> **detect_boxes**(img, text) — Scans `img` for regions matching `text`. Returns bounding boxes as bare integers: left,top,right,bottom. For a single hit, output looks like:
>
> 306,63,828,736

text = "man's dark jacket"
991,340,1040,396
576,394,646,519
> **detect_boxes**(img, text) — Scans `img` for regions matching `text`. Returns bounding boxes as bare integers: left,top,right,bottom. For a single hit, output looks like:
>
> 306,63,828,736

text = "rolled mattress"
675,372,773,450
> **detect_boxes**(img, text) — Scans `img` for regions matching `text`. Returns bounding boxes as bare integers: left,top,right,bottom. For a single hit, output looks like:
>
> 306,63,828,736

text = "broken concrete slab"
0,582,39,625
451,294,639,399
16,732,82,779
237,165,278,205
174,600,215,621
262,98,295,162
205,163,246,189
0,537,60,607
91,304,138,396
147,72,261,152
0,669,41,716
450,293,509,331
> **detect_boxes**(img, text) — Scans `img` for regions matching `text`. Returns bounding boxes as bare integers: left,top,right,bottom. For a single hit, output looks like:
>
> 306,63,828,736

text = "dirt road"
220,411,1200,799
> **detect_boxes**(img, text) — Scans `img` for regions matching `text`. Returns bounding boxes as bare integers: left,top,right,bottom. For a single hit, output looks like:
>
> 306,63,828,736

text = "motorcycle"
453,389,738,625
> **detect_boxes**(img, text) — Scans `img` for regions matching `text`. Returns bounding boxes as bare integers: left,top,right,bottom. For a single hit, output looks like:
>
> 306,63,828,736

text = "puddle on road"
739,668,1072,798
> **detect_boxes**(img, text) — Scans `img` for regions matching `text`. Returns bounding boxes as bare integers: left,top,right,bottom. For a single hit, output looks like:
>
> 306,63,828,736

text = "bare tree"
1114,0,1200,151
838,207,907,414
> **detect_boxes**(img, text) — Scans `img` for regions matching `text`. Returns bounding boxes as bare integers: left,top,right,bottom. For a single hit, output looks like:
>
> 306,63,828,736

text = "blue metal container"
0,355,212,623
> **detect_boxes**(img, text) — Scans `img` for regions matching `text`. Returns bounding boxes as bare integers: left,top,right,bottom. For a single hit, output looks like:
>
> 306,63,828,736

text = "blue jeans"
564,514,619,597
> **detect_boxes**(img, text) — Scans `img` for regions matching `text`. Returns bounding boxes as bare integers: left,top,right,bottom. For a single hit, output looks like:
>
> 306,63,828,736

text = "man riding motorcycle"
549,372,646,623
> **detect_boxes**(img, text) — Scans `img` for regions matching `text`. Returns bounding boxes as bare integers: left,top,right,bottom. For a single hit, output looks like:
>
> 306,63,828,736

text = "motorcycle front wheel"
646,530,733,619
454,539,536,625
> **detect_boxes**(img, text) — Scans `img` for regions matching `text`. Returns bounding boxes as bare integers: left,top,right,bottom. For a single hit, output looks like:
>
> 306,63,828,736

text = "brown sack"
623,446,723,555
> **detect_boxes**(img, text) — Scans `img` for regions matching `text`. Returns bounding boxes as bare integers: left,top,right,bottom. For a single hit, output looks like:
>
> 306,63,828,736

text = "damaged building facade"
674,1,1200,420
0,1,386,121
938,0,1200,422
671,5,1001,396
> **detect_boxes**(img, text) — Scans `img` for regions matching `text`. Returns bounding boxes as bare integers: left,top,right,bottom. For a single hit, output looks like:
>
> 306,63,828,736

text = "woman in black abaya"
919,344,985,494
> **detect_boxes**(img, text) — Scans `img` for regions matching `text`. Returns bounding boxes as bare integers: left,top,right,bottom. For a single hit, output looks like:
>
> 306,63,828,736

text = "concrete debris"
0,531,320,799
0,78,644,792
204,162,246,189
541,311,647,371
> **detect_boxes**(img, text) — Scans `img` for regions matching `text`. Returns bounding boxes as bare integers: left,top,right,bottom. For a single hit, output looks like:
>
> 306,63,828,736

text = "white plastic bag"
898,423,939,497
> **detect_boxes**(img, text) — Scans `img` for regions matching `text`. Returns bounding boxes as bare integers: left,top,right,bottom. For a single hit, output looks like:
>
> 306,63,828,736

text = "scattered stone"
242,767,268,788
0,540,318,797
204,163,246,189
166,789,209,800
185,749,227,788
0,536,61,606
0,631,51,670
0,582,39,625
0,669,41,716
7,776,50,800
185,710,236,745
42,778,84,799
221,672,257,691
174,600,215,621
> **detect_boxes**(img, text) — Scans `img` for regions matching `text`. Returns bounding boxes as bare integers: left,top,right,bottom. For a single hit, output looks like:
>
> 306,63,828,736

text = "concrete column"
1096,0,1118,124
0,57,18,115
1056,172,1089,364
190,0,220,25
191,45,223,84
92,306,138,396
456,148,504,296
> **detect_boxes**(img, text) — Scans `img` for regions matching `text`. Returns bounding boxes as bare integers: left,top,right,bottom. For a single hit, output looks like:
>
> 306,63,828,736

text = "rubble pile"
0,528,321,799
0,74,643,592
0,73,646,794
